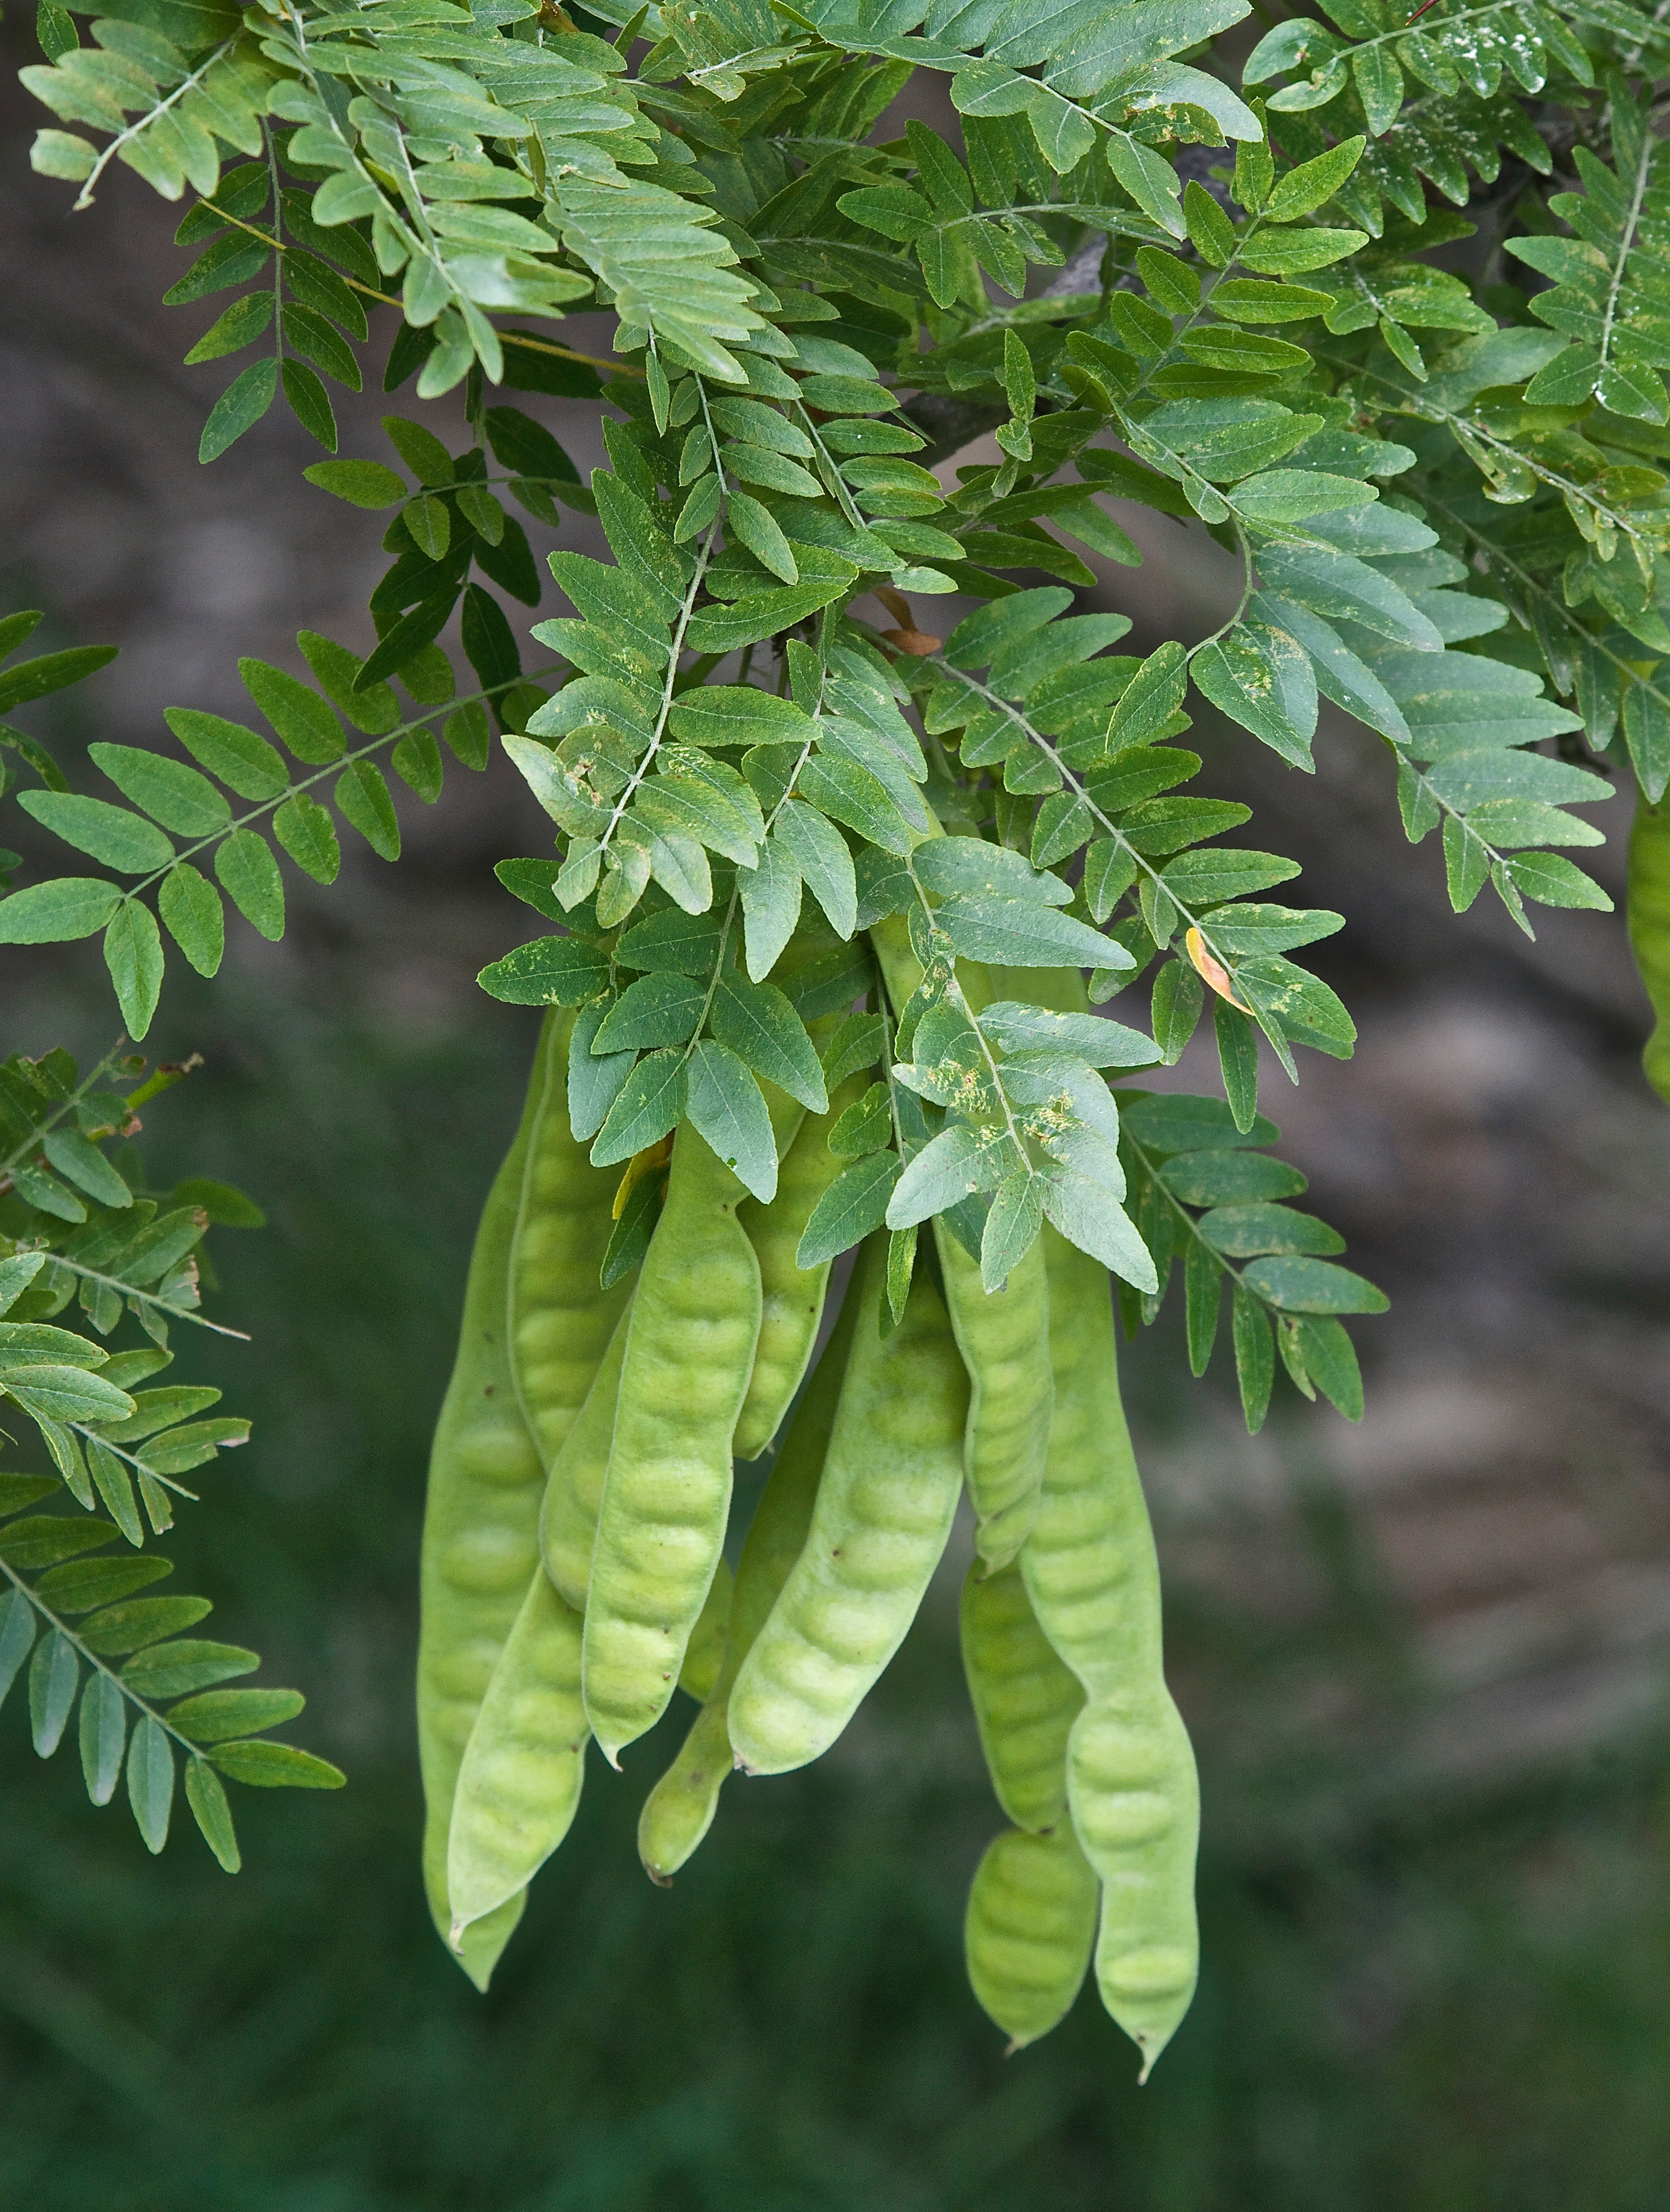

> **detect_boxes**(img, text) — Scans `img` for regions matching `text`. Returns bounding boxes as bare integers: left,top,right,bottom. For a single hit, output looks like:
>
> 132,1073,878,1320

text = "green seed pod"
677,1556,733,1704
960,1560,1083,1833
965,1825,1098,2051
1026,1222,1199,2081
539,1296,632,1612
868,914,1051,1573
581,1123,763,1766
639,1284,859,1882
1069,1694,1199,2079
447,1569,586,1944
734,1064,872,1459
1628,786,1670,1106
416,1048,547,1990
935,1223,1052,1573
727,1238,967,1776
510,1013,634,1470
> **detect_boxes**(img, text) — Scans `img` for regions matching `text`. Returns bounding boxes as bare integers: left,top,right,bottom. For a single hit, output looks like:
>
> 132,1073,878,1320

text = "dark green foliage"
0,1041,341,1869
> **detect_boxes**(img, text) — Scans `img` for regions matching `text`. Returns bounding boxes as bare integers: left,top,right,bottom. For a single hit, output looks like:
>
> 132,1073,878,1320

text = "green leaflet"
273,796,341,885
0,878,122,943
797,1149,900,1268
200,359,277,464
102,902,166,1040
594,971,709,1052
710,967,827,1111
479,935,610,1006
0,639,115,713
215,830,285,941
740,836,805,979
240,660,345,766
164,709,289,800
90,745,229,838
18,793,173,874
933,894,1127,971
305,460,408,510
1191,627,1319,770
334,762,401,861
685,1039,777,1200
392,727,444,804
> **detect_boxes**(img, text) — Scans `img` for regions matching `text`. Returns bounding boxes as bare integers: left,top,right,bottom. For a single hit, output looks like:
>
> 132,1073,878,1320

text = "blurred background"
4,29,1670,2206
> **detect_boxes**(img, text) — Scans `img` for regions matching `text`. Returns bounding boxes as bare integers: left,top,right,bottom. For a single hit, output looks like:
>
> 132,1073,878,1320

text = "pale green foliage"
6,0,1666,1531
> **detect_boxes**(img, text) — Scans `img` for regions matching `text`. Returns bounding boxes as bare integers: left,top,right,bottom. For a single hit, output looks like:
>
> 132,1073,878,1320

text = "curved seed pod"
868,914,1049,1573
727,1238,968,1777
965,1825,1098,2051
639,1283,860,1882
447,1569,586,1944
1629,787,1670,1105
416,1046,549,1990
539,1296,632,1612
960,1561,1083,1832
677,1557,733,1704
510,1012,634,1470
734,1063,872,1459
1070,1694,1199,2078
1026,1221,1199,2081
582,1124,763,1765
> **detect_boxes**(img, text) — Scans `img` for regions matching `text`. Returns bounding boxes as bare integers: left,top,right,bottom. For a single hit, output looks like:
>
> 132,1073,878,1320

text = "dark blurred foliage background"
4,26,1670,2207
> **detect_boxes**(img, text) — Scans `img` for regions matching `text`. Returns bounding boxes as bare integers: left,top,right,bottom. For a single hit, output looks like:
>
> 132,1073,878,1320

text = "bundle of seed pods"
417,925,1198,2075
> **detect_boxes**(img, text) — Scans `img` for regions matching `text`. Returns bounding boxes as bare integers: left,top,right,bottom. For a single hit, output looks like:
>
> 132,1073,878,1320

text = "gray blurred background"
4,29,1670,2208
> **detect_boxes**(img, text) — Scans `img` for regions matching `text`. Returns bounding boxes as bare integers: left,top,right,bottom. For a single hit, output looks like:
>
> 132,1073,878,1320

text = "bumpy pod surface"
638,1283,859,1881
1025,1223,1199,2078
581,1123,762,1765
868,914,1052,1572
447,1569,586,1942
960,1560,1084,1833
539,1297,632,1613
965,1825,1098,2050
1070,1692,1199,2078
726,1238,968,1777
1629,789,1670,1106
416,1046,547,1990
935,1223,1052,1571
733,1065,869,1459
509,1014,634,1469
